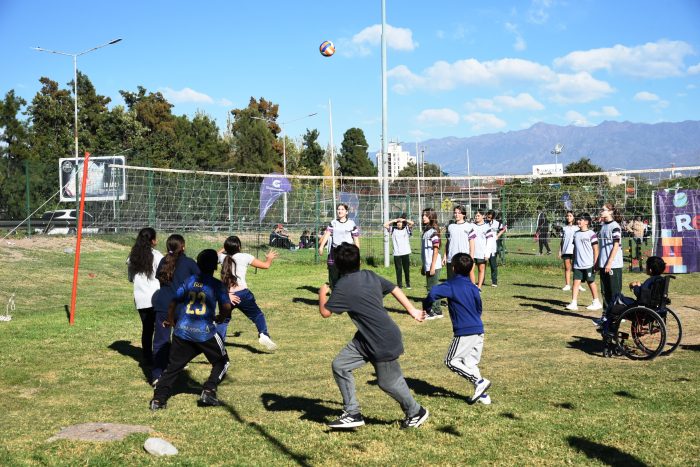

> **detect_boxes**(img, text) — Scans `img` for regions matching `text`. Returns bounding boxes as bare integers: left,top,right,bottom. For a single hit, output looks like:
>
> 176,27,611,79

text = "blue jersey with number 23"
173,274,230,342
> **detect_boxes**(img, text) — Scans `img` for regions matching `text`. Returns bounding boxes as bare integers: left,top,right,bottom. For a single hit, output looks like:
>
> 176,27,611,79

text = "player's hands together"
410,308,426,322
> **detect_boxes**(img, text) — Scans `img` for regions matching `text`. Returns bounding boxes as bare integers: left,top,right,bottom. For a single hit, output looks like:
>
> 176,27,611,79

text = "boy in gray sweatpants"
318,243,429,429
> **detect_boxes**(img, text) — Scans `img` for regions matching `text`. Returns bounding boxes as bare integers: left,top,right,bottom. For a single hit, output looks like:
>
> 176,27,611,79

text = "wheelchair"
603,276,682,360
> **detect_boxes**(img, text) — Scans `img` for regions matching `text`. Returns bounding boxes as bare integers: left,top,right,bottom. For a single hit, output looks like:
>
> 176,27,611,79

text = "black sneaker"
327,411,365,429
149,399,166,411
401,406,429,429
199,389,222,407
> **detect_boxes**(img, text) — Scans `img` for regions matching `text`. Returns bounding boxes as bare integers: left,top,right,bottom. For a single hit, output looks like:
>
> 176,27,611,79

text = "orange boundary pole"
69,152,90,325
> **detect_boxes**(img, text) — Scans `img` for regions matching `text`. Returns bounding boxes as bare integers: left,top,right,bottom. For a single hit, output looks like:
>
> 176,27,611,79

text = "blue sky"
2,0,700,158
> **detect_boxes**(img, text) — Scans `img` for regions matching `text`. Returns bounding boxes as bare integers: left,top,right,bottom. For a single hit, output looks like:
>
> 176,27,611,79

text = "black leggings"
137,307,156,365
393,254,411,288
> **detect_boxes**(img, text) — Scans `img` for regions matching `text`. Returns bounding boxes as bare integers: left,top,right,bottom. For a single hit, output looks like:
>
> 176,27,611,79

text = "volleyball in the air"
319,40,335,57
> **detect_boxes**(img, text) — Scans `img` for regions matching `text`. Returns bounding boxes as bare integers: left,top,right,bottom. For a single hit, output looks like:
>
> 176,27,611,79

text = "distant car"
34,209,99,235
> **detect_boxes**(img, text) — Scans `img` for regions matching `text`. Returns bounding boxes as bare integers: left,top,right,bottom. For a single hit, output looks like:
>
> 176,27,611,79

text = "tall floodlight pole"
551,143,564,174
252,112,317,222
417,146,423,218
33,38,122,216
467,148,472,217
380,0,390,267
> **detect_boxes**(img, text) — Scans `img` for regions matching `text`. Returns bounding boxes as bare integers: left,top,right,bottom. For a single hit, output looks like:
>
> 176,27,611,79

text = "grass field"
0,234,698,466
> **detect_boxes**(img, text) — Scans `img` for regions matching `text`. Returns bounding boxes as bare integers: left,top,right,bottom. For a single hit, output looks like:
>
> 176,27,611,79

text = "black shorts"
561,253,573,260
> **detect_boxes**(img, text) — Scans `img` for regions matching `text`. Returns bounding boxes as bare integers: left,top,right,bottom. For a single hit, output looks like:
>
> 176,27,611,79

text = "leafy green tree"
338,128,376,176
228,98,281,173
396,161,444,178
298,129,325,176
0,90,32,218
73,72,111,153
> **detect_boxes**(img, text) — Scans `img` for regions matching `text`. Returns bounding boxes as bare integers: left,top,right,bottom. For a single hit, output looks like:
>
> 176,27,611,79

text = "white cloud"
350,24,418,55
505,22,526,51
687,63,700,75
565,111,590,126
436,30,445,39
544,72,615,104
554,40,695,78
159,87,213,104
687,84,697,89
634,91,659,101
388,58,554,93
528,0,554,24
494,93,544,110
467,98,499,112
589,106,620,117
410,129,430,140
218,98,233,107
463,112,507,132
416,108,461,126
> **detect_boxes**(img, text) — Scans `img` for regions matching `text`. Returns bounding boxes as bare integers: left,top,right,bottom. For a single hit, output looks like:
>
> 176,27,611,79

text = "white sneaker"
472,378,491,401
578,285,586,291
565,302,578,311
258,333,278,351
562,285,571,291
586,300,603,311
477,394,492,405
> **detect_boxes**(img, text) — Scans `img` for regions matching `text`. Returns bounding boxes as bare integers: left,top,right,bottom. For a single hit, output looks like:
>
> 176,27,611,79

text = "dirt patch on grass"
2,237,127,255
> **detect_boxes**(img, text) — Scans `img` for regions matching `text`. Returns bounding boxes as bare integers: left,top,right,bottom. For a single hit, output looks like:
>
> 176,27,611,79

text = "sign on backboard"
59,155,127,202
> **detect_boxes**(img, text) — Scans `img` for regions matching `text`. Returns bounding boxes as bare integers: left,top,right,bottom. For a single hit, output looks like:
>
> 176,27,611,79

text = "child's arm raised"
251,250,278,270
390,287,426,322
318,283,332,318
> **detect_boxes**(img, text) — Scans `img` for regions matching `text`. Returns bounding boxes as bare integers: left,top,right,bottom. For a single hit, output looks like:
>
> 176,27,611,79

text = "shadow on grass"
501,412,520,420
296,285,320,295
567,336,603,357
260,393,393,427
567,436,649,466
517,298,594,320
436,425,462,436
512,283,562,290
291,297,318,307
224,341,266,354
554,402,575,409
108,340,150,383
223,399,312,467
613,390,638,399
365,376,469,402
680,344,700,352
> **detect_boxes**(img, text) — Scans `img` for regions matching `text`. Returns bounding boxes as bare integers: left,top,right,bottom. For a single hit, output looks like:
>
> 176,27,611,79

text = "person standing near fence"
384,215,414,289
421,208,443,319
597,203,624,308
485,210,506,287
127,227,164,368
471,210,491,291
559,211,584,292
319,203,360,288
536,206,551,255
444,205,476,284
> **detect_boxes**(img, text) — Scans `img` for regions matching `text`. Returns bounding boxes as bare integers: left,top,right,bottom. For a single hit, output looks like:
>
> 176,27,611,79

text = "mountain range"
404,120,700,176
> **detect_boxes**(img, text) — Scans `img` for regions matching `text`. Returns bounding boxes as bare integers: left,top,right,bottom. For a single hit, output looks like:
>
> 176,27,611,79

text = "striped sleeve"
611,226,621,241
590,232,599,245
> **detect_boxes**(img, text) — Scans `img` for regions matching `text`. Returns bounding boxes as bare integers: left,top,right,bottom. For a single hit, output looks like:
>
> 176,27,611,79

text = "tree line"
0,73,384,218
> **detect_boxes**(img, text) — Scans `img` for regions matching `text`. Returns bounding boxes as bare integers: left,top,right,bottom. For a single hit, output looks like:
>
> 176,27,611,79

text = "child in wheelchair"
594,256,666,336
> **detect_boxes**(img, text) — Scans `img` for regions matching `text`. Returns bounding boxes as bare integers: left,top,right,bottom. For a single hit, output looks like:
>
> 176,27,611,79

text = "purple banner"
339,192,359,225
259,174,292,223
655,189,700,274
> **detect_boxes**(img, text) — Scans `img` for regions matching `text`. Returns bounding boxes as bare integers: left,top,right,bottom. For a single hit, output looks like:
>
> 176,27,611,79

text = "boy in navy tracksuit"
423,253,492,404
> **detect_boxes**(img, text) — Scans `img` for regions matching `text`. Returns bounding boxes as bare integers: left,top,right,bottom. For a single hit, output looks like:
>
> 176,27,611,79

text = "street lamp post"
551,143,564,174
33,38,122,214
252,112,317,223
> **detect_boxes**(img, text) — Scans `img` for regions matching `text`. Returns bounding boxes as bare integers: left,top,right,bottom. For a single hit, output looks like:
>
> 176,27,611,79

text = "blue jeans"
215,289,269,340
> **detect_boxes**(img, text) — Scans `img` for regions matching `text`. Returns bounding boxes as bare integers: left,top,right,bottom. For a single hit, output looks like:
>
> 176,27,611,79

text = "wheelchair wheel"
614,307,666,360
659,307,682,355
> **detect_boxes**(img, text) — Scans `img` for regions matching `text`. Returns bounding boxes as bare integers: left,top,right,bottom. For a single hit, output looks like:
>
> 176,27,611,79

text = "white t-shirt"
389,226,412,256
598,220,624,269
128,248,164,309
486,220,504,256
472,222,492,260
328,218,359,247
218,252,255,292
421,228,442,271
561,225,579,255
446,221,476,262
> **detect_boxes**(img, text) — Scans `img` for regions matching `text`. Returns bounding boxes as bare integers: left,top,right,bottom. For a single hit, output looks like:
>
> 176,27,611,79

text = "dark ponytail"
128,227,156,276
220,236,242,289
156,234,185,284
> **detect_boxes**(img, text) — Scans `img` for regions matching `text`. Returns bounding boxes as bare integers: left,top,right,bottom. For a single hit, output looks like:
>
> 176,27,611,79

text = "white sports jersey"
446,222,476,262
598,220,623,268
